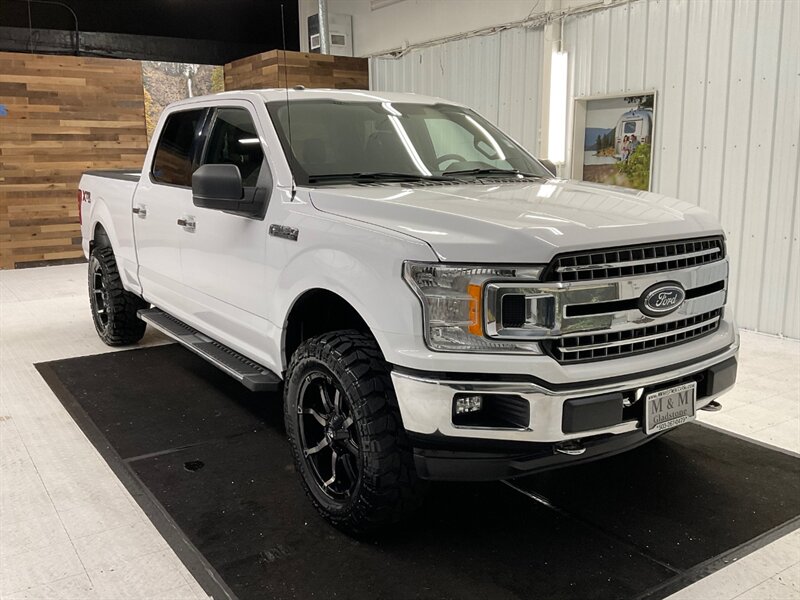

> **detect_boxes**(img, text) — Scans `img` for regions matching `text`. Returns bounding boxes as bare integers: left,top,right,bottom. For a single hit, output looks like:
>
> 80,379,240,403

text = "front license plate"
644,381,697,434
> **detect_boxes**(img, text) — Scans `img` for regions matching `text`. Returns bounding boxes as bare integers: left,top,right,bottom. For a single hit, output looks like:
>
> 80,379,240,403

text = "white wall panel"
736,0,784,331
625,0,647,92
370,26,544,154
695,0,735,221
302,0,570,56
564,0,799,338
761,0,799,337
677,0,711,202
607,3,629,93
717,0,758,328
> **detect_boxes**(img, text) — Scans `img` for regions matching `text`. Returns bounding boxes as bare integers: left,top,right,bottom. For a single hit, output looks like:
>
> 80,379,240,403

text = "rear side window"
202,108,264,187
151,109,205,186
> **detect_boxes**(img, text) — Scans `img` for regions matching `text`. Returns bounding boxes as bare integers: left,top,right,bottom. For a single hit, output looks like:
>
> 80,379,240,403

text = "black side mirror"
192,164,244,209
539,159,558,177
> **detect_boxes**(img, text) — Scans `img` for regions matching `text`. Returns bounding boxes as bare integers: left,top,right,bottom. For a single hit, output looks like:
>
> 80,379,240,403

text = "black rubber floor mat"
37,344,800,600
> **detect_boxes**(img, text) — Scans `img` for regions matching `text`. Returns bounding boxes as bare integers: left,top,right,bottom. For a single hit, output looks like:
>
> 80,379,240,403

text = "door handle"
177,217,196,232
132,205,147,218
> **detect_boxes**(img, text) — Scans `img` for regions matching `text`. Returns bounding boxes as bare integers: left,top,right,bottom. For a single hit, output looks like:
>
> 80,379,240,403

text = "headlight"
403,262,546,353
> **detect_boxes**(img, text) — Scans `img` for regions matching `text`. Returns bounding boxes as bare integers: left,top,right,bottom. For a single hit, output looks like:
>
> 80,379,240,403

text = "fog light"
454,395,483,414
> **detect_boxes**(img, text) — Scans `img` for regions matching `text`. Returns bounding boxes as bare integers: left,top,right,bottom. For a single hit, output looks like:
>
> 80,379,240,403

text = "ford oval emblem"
639,282,686,317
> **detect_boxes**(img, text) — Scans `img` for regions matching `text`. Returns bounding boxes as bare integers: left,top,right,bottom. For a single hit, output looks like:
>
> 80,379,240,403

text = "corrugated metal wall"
370,0,799,338
370,26,544,153
564,0,799,338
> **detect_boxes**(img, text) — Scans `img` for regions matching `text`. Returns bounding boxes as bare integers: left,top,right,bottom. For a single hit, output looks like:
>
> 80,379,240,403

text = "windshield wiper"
308,172,452,184
442,168,544,179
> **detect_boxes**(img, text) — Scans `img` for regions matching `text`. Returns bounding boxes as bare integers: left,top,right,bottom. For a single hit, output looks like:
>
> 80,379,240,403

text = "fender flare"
91,222,112,251
279,285,383,369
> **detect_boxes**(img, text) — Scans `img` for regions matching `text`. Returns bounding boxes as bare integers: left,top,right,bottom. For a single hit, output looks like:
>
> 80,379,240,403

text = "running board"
138,308,281,392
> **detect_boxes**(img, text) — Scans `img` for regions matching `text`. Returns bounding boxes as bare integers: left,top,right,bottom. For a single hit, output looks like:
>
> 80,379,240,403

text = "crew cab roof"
163,88,462,110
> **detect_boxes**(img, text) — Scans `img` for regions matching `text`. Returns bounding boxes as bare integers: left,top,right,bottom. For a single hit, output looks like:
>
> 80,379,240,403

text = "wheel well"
284,289,371,366
90,223,111,252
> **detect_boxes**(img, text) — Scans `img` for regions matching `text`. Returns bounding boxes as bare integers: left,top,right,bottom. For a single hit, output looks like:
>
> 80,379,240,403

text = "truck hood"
308,180,723,263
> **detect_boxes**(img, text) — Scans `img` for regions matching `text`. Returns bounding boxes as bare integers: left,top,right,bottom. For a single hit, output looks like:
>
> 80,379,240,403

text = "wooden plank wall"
0,50,365,269
0,52,147,269
224,50,368,91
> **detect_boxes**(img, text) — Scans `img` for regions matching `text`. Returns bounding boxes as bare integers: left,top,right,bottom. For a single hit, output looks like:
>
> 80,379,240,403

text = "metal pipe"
9,0,80,55
317,0,330,54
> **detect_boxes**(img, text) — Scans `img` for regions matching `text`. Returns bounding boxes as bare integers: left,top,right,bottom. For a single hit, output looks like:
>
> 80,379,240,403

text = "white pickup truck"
79,89,738,534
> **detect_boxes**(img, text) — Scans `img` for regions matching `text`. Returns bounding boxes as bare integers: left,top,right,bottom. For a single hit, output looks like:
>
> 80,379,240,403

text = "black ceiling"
0,0,300,63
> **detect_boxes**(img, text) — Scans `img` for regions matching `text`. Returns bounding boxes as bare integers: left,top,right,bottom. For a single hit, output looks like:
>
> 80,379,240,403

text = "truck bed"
79,169,141,284
83,169,140,183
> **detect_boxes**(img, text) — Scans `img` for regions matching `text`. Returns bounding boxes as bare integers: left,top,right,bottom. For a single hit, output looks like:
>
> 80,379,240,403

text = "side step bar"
138,308,281,392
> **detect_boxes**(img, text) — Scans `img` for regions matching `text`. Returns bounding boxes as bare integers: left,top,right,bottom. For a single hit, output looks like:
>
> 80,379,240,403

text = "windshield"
265,99,550,185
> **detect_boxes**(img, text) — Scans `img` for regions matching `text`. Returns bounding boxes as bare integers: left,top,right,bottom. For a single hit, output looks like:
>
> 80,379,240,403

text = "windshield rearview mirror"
474,137,499,160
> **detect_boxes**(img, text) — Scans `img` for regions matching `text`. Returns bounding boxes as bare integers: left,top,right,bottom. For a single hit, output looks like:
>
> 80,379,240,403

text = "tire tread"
284,329,425,535
90,247,148,346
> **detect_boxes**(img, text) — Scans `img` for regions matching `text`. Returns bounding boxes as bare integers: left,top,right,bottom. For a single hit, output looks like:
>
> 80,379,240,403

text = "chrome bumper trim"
391,341,738,444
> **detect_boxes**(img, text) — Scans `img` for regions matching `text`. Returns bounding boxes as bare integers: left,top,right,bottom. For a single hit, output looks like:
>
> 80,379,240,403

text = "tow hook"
700,400,723,412
555,440,586,456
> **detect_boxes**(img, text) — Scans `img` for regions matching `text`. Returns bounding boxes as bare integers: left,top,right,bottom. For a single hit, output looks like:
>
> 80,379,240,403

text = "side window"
151,109,205,187
203,108,264,187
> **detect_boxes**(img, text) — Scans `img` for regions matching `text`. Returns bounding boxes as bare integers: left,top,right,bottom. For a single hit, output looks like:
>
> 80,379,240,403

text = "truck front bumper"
391,342,739,481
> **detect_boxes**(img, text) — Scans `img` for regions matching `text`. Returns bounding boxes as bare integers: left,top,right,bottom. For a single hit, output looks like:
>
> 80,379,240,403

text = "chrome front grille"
543,236,725,282
483,236,729,364
544,309,722,363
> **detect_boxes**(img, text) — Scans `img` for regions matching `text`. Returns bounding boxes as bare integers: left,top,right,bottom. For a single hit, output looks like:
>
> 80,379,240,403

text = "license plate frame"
644,381,697,434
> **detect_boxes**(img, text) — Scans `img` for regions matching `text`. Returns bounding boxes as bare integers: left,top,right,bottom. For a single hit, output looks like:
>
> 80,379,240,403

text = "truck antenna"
280,3,296,197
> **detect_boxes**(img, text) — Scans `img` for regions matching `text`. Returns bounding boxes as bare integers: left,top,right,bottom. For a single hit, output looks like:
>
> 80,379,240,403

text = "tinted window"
203,108,264,187
151,109,205,187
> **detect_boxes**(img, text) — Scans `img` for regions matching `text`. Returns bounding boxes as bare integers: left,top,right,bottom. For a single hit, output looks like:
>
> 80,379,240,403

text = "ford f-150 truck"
79,89,738,534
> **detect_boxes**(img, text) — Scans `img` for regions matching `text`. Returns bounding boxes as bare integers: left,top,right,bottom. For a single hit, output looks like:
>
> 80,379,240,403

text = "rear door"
133,107,208,316
177,102,275,366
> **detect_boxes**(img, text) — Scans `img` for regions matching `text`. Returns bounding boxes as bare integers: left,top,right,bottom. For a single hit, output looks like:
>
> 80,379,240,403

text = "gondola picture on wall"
580,93,655,191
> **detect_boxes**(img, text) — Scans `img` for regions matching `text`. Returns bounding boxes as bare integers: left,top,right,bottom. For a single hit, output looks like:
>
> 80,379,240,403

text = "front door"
178,103,275,368
133,108,207,317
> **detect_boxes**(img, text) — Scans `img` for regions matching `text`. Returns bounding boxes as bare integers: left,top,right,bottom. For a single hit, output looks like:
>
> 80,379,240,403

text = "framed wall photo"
571,92,656,191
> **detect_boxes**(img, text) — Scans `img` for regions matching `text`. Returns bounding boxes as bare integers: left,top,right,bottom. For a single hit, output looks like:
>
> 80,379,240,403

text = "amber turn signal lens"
467,283,482,335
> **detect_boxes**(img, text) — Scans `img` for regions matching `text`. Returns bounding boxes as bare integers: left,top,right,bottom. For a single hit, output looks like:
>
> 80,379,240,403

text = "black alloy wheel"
297,371,361,500
88,247,148,345
284,330,426,535
90,257,110,330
